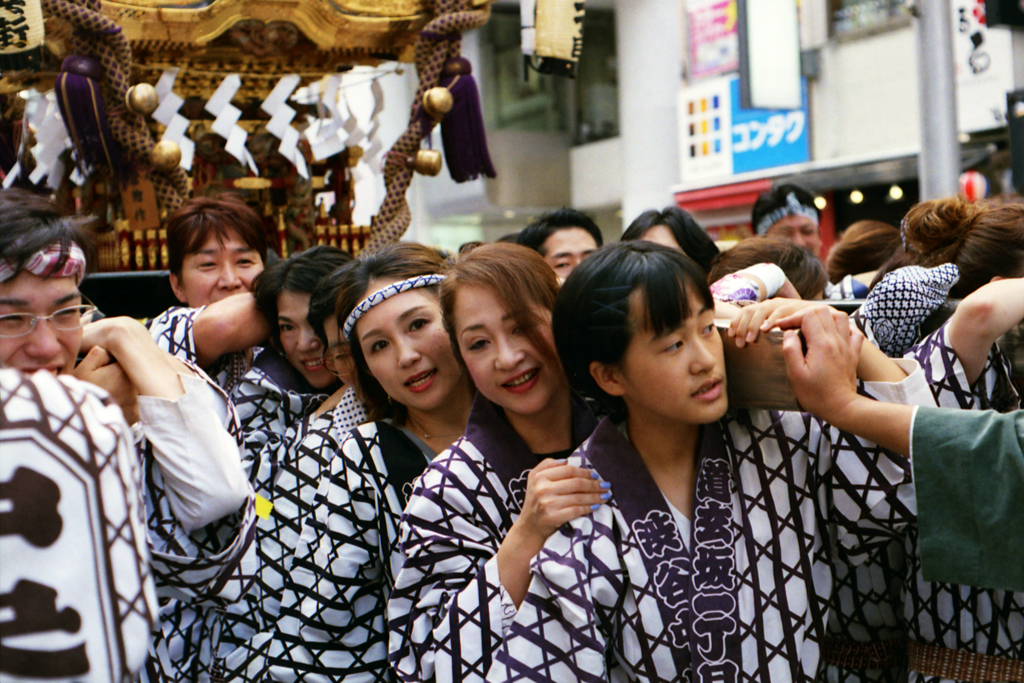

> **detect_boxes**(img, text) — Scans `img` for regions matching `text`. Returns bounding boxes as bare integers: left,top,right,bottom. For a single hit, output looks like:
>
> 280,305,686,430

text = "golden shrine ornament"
422,87,454,120
125,83,159,116
413,149,442,176
150,140,181,171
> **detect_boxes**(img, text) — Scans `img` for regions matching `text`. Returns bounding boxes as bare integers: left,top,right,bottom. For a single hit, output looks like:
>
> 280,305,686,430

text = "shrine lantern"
0,0,44,71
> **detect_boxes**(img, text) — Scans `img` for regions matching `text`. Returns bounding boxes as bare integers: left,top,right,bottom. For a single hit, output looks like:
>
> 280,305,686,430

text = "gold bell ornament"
125,83,160,116
386,148,443,176
413,149,443,176
422,87,454,120
150,140,182,171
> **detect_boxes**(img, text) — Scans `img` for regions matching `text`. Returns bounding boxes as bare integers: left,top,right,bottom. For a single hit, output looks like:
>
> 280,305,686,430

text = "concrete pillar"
615,0,684,230
916,0,960,199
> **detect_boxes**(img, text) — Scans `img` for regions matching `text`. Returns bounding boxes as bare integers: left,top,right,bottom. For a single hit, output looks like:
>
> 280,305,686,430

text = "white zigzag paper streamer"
27,94,71,189
364,78,385,172
310,75,346,162
260,75,308,179
2,162,19,188
340,90,367,183
204,75,259,175
342,90,365,149
152,69,195,171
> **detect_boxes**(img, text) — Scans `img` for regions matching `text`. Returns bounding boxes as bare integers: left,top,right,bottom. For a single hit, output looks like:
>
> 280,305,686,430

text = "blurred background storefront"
369,0,1023,252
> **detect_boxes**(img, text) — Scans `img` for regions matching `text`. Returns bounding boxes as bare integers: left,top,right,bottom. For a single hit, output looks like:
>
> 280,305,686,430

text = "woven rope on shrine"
41,0,186,212
367,0,490,253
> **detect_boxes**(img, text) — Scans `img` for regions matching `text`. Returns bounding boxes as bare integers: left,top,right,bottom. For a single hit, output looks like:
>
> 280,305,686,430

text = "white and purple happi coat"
213,391,368,681
143,363,259,683
821,321,1024,683
148,306,256,394
899,322,1023,683
217,353,367,680
388,393,599,683
820,537,907,683
489,363,931,683
259,419,433,682
1,370,157,683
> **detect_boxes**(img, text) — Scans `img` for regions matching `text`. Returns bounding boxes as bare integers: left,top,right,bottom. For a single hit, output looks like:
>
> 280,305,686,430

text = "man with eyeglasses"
0,187,256,683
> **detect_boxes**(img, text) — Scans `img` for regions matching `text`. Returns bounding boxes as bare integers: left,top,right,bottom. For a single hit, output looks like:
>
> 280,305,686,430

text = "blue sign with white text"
729,77,809,174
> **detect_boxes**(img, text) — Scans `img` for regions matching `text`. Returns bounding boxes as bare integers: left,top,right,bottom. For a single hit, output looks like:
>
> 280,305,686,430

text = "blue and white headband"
343,274,446,342
754,192,819,236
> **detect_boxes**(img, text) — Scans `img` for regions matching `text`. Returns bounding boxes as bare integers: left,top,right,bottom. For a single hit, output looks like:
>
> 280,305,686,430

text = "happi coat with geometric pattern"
488,361,930,683
208,387,364,681
148,306,254,394
898,322,1023,683
388,393,598,683
216,353,367,681
820,320,1024,683
260,419,433,682
141,366,258,683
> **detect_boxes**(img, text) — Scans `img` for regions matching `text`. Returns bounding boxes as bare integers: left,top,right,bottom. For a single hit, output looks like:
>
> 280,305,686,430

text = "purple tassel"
438,58,496,183
54,55,123,180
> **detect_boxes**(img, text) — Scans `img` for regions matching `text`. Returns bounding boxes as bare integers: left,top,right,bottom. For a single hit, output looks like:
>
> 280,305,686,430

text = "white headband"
0,242,87,285
343,274,445,342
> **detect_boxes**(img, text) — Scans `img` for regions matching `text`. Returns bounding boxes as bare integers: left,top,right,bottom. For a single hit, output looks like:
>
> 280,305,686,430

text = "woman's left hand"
728,299,829,347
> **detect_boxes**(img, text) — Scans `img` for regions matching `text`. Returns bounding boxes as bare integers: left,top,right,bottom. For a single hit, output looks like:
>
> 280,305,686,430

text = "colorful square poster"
688,0,740,80
678,76,733,182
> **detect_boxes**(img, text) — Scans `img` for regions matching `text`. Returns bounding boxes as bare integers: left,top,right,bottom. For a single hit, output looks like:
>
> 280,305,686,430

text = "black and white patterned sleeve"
144,366,258,605
148,307,202,364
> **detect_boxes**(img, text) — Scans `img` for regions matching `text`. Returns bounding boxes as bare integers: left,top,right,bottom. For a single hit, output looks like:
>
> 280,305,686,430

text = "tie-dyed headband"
0,242,87,285
343,274,445,342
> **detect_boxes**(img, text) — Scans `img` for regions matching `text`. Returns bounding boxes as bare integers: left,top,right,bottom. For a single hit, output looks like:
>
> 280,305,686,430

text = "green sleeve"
912,407,1024,593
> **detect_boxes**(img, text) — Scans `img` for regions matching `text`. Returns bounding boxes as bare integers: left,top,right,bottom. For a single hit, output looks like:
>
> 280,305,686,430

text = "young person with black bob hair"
232,245,352,446
621,205,720,273
388,243,605,683
488,241,929,683
260,242,475,682
515,207,603,279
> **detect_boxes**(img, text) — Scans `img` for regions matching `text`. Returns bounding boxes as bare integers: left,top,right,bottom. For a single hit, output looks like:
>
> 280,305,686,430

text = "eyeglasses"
0,305,97,338
320,347,355,377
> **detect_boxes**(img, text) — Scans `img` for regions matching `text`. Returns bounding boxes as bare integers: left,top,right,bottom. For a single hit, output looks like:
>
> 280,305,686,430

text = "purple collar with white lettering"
464,391,597,512
582,417,742,682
